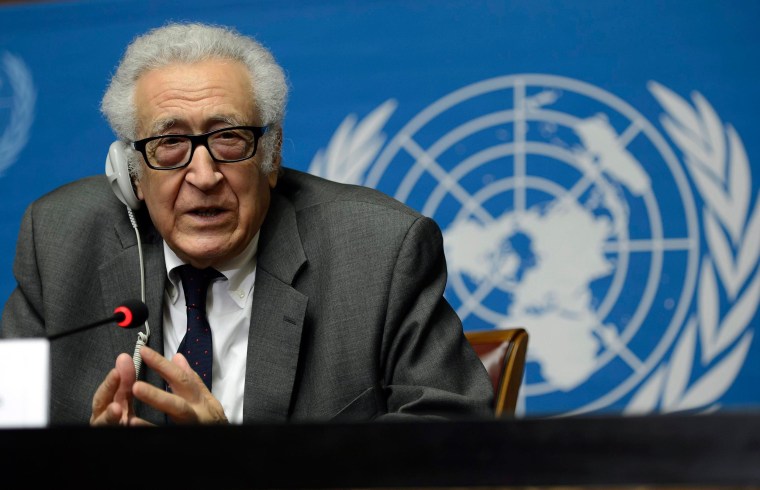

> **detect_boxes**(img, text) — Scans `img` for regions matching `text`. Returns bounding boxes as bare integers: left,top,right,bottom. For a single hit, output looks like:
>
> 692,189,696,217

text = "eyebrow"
149,119,177,134
147,115,245,136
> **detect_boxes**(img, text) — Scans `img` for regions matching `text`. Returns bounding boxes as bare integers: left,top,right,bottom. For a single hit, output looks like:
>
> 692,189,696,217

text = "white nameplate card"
0,338,49,428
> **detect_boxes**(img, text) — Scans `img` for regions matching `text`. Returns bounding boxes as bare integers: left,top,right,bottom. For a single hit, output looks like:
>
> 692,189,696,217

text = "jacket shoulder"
27,175,150,240
277,168,423,220
33,175,120,212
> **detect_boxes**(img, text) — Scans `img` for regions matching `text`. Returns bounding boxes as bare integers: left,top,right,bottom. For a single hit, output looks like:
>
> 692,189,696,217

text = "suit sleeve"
1,204,46,339
377,215,494,420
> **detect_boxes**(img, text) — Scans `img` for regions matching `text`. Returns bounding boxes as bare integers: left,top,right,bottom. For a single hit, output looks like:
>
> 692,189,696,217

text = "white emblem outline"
0,51,35,178
309,75,758,415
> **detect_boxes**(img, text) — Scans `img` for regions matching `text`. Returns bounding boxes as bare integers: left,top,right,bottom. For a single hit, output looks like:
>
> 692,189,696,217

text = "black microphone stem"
47,315,123,341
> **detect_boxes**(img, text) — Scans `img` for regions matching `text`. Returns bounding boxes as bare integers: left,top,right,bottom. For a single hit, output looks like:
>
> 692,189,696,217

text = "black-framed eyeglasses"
131,125,269,170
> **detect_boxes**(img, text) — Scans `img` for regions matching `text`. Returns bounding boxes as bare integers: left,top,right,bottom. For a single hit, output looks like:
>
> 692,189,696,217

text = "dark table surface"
2,411,759,489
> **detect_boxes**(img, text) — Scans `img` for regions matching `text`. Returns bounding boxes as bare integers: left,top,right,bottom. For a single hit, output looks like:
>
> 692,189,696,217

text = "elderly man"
0,22,493,425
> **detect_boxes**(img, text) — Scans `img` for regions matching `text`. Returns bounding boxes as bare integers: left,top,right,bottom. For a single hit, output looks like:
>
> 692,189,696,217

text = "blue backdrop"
1,0,758,417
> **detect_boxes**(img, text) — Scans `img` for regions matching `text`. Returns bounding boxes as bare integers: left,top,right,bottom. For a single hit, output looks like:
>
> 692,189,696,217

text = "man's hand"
132,346,229,425
90,352,146,426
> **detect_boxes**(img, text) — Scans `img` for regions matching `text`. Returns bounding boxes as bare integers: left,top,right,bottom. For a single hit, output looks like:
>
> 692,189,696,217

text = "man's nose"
185,144,223,189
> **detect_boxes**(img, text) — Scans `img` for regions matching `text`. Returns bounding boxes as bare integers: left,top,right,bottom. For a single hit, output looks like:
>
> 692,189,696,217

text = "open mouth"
191,208,224,217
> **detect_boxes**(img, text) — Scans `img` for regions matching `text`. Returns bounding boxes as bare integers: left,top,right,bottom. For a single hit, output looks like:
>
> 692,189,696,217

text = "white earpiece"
105,141,141,210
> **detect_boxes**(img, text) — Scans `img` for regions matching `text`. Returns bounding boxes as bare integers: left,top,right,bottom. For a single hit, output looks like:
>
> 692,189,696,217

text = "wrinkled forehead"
134,59,257,135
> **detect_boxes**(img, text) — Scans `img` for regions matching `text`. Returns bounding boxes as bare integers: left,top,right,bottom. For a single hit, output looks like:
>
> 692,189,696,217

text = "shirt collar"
164,232,260,306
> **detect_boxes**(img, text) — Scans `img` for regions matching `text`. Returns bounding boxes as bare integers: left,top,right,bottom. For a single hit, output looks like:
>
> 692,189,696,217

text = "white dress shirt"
162,232,258,424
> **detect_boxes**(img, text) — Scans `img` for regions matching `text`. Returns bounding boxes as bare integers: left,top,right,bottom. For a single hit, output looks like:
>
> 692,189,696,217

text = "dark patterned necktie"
176,264,222,392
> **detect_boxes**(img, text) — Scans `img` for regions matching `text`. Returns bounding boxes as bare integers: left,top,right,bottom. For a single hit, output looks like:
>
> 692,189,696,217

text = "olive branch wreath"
308,99,396,186
0,52,35,178
625,82,760,413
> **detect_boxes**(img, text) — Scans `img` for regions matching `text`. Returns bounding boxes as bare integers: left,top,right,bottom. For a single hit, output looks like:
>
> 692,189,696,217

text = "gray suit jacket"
1,168,493,425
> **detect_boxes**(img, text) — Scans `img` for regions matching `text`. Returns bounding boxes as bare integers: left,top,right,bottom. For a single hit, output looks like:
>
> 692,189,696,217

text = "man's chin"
172,240,236,268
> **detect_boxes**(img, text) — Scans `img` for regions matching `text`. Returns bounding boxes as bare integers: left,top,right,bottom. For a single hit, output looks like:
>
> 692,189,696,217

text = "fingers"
90,353,138,426
132,380,199,423
170,352,208,395
114,352,137,381
139,346,202,396
172,351,192,372
113,353,138,425
135,345,228,425
90,367,122,426
133,346,203,420
92,346,227,427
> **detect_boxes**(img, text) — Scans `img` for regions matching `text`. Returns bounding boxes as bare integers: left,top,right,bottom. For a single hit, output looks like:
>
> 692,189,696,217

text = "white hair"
100,22,288,176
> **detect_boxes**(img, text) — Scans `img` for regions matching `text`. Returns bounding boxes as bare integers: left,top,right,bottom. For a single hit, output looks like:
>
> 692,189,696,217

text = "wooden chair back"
465,328,529,416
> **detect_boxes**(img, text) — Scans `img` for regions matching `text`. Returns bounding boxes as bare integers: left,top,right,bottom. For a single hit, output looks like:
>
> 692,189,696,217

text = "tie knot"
177,264,222,311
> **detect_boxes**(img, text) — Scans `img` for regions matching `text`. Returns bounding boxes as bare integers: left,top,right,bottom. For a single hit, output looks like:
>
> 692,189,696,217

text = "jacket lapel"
243,191,308,422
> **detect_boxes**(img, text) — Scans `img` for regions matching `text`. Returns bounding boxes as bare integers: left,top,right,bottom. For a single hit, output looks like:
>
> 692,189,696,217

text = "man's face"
133,59,278,269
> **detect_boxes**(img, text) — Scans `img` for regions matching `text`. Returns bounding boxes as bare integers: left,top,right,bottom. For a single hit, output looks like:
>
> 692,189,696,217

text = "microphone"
48,299,149,340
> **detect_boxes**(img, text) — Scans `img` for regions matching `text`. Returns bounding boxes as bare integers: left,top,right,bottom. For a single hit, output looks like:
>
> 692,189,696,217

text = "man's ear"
134,178,145,200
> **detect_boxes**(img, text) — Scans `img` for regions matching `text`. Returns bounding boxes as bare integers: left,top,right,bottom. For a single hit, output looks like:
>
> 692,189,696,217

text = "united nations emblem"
0,52,35,177
310,74,759,416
